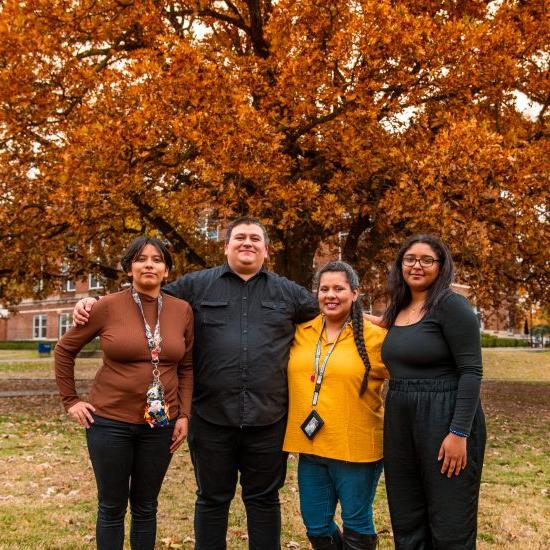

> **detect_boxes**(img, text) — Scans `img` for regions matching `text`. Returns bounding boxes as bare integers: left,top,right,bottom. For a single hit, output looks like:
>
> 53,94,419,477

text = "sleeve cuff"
449,427,469,437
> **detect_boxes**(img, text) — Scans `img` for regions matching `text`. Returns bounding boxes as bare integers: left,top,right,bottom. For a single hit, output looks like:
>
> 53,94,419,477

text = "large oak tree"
0,0,548,307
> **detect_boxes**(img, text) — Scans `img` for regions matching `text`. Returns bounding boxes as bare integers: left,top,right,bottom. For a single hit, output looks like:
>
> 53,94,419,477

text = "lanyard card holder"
144,380,170,427
300,410,324,440
300,317,347,441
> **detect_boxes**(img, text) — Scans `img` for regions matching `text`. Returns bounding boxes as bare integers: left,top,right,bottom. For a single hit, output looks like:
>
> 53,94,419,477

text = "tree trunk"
273,228,321,289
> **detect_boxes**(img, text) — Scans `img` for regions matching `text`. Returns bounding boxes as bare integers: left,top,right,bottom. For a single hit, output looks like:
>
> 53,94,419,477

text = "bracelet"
449,428,469,438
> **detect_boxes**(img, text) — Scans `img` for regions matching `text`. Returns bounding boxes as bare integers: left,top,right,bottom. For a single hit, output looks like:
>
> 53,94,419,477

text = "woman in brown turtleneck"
55,236,193,550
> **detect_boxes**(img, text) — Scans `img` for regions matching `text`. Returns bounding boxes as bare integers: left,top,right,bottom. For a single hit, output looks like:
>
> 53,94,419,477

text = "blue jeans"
86,414,175,550
298,454,383,537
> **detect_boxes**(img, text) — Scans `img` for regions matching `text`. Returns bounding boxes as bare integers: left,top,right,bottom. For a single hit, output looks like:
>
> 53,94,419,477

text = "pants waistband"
91,413,176,428
388,377,458,392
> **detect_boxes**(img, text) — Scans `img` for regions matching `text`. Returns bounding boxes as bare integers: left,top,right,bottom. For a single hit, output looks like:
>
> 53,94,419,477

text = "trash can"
38,342,52,357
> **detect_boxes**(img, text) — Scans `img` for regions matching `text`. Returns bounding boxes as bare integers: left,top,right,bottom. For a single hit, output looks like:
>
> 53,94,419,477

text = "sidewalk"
0,378,91,398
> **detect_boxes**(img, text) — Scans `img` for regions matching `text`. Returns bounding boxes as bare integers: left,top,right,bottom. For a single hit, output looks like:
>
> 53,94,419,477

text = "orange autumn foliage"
0,1,548,307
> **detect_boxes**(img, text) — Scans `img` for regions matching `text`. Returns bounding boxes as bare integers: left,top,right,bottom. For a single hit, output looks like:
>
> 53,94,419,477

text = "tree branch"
76,22,146,71
129,193,207,267
224,0,247,26
168,8,250,33
246,0,270,58
283,101,352,150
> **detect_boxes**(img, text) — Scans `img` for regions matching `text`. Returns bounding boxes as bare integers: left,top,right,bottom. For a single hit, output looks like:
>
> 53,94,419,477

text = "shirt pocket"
261,300,289,326
199,300,229,326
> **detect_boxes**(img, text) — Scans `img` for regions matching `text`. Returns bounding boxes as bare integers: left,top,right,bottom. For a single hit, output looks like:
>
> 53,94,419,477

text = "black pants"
384,378,486,550
188,414,288,550
86,415,174,550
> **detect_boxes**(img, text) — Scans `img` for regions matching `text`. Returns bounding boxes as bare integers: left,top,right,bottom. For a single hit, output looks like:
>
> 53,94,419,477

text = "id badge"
300,410,324,440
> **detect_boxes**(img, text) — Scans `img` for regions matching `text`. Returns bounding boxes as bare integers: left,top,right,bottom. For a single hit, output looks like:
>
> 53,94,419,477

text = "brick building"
2,275,104,342
0,233,528,341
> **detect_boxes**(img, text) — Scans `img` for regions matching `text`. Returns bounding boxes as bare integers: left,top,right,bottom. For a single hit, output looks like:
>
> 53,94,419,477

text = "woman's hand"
170,417,189,453
438,433,467,477
363,313,385,327
73,297,98,326
67,401,96,428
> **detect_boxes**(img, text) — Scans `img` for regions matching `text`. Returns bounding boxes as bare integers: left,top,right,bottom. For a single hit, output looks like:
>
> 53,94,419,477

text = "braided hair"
313,261,372,396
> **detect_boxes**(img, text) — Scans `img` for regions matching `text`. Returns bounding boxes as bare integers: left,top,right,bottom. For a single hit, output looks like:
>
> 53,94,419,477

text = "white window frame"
58,313,72,337
88,274,103,290
33,279,44,293
64,279,76,292
33,314,47,339
199,214,220,241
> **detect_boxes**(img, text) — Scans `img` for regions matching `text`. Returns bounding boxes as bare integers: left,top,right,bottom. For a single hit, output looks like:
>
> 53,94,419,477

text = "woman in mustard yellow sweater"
283,261,388,550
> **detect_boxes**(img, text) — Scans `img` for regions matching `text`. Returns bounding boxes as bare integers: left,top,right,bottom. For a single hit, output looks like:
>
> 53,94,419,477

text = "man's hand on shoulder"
73,297,99,326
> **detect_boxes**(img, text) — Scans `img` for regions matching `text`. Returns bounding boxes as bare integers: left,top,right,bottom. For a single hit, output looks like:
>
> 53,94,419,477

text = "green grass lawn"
0,350,549,549
482,349,550,382
0,348,546,381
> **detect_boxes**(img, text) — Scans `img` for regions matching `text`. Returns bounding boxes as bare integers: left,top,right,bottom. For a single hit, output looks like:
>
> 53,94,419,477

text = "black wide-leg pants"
384,378,486,550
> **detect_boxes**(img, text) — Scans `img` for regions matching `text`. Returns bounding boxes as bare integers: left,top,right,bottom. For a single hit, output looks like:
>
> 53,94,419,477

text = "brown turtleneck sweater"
55,288,194,424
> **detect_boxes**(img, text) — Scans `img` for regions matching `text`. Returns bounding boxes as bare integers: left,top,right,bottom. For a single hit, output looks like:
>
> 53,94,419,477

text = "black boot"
342,527,377,550
308,528,343,550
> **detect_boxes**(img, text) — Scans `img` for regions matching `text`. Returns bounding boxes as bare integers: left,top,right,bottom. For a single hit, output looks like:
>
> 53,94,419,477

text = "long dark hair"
382,234,454,328
313,261,372,395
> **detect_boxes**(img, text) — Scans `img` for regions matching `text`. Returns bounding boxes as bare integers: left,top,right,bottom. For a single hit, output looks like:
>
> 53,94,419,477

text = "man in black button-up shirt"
76,217,318,549
164,218,318,550
164,261,317,427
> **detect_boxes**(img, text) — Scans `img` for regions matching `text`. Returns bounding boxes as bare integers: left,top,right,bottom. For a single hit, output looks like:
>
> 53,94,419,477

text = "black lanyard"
311,317,349,406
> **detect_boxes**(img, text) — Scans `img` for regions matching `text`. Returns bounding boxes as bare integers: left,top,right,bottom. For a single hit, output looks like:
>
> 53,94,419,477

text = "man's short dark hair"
120,236,174,274
224,217,270,245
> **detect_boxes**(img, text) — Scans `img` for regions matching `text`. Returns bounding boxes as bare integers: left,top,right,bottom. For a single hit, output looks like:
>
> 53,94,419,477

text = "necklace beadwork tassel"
131,288,170,428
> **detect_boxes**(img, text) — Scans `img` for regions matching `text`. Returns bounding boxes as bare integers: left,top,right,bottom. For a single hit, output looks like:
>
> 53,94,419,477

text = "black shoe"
342,527,377,550
308,529,343,550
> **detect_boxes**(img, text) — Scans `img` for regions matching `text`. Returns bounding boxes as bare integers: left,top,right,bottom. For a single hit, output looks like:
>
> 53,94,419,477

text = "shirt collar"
304,314,353,339
220,263,268,280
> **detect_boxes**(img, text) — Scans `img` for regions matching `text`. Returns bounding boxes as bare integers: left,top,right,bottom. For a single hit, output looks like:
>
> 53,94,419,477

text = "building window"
58,313,72,337
89,274,103,290
337,231,349,261
33,315,47,339
199,213,220,241
64,279,76,292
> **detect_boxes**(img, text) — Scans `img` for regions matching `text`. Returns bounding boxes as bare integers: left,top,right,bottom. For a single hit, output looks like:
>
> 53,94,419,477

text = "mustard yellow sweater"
283,314,388,462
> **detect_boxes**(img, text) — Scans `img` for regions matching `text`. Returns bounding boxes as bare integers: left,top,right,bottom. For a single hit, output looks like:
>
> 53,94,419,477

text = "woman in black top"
381,234,486,550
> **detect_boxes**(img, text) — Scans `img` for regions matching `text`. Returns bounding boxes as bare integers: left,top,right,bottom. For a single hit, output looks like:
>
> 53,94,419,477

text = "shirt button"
243,330,248,334
243,296,247,300
243,347,248,351
243,312,247,316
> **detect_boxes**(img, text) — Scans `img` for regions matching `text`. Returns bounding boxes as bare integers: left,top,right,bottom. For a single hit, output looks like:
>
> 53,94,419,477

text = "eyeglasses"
402,255,440,268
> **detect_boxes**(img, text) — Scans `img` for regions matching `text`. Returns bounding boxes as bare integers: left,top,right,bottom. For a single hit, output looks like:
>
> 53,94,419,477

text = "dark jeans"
86,414,175,550
384,378,486,550
187,414,288,550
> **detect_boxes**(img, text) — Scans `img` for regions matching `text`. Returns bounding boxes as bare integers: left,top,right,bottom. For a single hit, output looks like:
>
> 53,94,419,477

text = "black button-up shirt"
163,264,318,427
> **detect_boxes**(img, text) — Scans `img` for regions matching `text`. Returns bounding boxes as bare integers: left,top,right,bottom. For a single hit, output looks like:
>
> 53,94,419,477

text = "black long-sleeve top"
381,292,482,435
163,264,319,427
